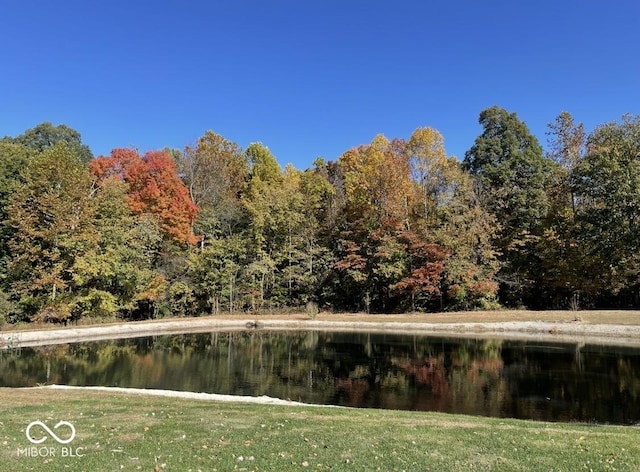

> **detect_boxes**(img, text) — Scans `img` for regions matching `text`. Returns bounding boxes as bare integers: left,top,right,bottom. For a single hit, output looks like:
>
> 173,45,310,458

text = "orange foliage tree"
90,149,199,245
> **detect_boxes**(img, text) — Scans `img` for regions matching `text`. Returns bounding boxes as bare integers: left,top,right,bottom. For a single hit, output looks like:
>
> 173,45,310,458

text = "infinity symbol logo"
26,421,76,444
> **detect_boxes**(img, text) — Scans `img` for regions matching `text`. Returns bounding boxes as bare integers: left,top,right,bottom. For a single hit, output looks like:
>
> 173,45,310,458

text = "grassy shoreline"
2,388,639,471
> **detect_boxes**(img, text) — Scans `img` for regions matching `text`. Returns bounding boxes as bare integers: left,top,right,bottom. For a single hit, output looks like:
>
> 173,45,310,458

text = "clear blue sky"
2,1,639,169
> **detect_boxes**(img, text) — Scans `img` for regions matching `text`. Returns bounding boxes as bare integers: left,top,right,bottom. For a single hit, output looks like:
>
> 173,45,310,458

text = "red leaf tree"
90,149,199,245
390,230,447,308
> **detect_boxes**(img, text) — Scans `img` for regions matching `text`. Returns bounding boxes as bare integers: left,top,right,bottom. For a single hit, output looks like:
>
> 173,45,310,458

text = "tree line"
1,107,639,324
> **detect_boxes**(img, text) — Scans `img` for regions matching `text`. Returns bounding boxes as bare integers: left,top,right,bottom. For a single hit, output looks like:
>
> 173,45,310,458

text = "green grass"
1,388,639,471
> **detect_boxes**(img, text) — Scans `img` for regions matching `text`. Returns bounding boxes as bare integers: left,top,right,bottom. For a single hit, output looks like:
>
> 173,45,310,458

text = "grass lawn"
1,388,639,471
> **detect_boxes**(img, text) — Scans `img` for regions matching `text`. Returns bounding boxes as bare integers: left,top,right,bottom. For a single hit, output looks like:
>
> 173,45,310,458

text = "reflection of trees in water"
501,342,640,423
325,337,507,413
2,333,640,423
449,341,507,417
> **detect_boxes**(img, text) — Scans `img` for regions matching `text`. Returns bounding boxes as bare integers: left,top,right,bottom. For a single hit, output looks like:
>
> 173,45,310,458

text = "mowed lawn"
1,388,639,472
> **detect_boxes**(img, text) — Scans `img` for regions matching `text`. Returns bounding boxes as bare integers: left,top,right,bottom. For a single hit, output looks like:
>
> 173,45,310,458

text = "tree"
243,143,284,253
407,127,500,310
246,142,283,184
463,106,553,306
296,162,337,305
339,135,412,230
176,131,248,239
432,182,500,310
546,111,586,221
463,107,551,244
389,231,447,311
4,122,93,164
532,112,587,308
90,149,199,245
332,134,455,312
547,111,586,172
5,142,95,321
571,115,640,306
407,127,454,227
0,142,35,279
188,235,248,314
243,148,309,308
314,159,347,233
71,177,165,319
334,135,410,311
6,143,192,322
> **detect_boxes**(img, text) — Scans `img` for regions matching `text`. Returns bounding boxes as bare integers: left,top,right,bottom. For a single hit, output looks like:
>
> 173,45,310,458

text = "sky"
2,1,639,169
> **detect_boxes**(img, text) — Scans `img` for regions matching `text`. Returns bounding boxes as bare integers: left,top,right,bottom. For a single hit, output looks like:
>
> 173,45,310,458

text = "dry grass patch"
312,310,640,325
4,309,640,336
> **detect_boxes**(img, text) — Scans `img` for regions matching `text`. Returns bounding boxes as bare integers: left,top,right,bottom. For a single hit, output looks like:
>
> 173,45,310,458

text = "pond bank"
4,312,640,348
4,387,640,471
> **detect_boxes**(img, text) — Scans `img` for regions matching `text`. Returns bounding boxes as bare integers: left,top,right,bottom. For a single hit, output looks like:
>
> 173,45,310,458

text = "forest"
1,106,639,324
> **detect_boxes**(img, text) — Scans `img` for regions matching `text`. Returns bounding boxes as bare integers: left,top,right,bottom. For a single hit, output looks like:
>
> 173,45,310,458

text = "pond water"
1,331,639,425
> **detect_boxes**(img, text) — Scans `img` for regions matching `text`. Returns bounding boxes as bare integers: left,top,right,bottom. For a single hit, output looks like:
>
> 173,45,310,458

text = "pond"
1,331,639,425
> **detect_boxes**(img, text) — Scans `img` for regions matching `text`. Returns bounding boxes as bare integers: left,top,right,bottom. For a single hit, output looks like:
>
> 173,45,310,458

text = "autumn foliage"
6,110,640,324
90,149,199,245
390,231,446,298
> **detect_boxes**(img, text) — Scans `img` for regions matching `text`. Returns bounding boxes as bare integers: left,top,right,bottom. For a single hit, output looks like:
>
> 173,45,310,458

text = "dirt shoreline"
4,312,640,348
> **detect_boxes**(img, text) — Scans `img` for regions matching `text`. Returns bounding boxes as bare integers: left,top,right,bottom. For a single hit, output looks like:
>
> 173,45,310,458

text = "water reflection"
1,331,639,425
